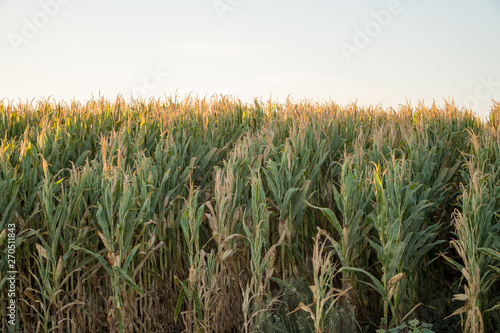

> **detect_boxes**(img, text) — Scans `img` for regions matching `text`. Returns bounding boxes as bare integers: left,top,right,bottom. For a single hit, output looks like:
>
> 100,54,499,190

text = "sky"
1,0,499,117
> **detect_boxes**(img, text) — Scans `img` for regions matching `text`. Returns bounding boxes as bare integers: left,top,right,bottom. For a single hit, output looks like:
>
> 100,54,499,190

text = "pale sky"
1,0,499,117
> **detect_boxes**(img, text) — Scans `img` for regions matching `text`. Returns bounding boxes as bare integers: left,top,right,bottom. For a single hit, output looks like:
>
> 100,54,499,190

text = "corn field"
0,97,499,333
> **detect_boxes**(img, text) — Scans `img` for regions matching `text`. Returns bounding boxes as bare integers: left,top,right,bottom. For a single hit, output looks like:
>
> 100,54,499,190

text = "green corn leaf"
114,266,143,295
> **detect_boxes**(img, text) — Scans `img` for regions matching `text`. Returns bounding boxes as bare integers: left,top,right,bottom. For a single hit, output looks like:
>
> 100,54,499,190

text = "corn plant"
343,157,444,330
74,168,150,333
24,160,92,332
242,173,287,332
443,161,500,333
292,228,350,333
174,186,207,333
307,150,374,330
310,153,373,279
263,140,318,277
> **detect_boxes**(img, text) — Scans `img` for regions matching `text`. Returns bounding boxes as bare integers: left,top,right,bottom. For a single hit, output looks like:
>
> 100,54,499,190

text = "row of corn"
0,97,499,332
